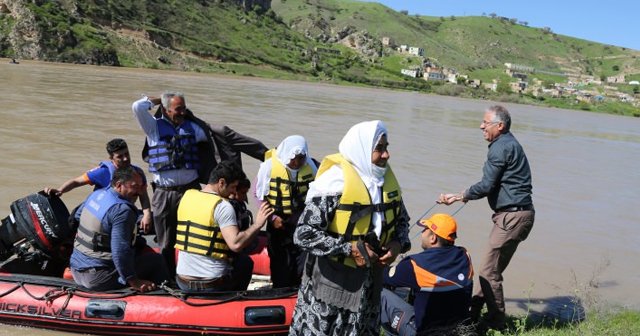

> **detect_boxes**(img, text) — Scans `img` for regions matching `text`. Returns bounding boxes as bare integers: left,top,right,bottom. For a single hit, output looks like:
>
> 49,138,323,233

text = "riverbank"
3,56,638,117
498,309,640,336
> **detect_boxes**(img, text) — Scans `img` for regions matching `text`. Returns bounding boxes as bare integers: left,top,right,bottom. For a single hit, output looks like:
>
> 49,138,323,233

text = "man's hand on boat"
139,209,153,234
128,278,157,292
43,187,62,197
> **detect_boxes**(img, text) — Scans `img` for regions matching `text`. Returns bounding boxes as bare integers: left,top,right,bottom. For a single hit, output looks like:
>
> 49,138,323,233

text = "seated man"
70,167,169,292
381,214,474,335
175,161,273,292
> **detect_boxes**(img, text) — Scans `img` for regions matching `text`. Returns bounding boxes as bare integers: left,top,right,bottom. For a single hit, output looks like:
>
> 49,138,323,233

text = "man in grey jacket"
439,105,534,329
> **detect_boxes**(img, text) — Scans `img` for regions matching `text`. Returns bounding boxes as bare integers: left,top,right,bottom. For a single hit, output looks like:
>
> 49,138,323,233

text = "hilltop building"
408,47,424,56
401,68,422,78
397,45,424,56
381,37,395,47
423,67,445,82
606,74,625,84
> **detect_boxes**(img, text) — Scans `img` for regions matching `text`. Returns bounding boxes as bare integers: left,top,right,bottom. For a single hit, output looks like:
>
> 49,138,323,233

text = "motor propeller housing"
0,192,74,265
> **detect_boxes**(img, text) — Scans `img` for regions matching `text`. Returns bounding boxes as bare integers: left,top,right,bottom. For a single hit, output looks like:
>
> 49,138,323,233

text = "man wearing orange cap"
381,214,473,336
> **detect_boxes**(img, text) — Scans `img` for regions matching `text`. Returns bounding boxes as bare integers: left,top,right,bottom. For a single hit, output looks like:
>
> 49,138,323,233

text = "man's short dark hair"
110,166,139,187
237,178,251,190
435,235,454,247
208,160,246,185
106,138,128,156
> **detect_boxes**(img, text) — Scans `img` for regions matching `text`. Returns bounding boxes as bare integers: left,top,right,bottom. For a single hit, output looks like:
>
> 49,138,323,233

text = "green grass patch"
495,309,640,336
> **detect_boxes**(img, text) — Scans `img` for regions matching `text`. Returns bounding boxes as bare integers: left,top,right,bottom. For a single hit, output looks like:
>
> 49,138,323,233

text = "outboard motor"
0,192,76,275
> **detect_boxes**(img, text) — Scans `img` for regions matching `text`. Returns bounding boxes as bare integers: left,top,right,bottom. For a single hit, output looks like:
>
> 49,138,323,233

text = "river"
1,60,639,334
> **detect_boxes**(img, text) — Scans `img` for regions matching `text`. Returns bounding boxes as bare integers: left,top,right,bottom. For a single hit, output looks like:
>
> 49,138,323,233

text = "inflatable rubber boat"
0,192,296,335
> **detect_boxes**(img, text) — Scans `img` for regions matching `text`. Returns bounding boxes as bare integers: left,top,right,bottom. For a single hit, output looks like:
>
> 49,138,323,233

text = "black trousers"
267,216,305,288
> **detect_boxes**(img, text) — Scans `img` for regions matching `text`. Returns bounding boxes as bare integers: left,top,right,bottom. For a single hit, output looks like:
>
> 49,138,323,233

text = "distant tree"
400,10,408,15
440,16,445,22
450,15,456,21
522,21,528,26
509,18,517,24
612,65,620,71
489,13,497,18
633,86,639,94
497,81,512,94
542,27,552,34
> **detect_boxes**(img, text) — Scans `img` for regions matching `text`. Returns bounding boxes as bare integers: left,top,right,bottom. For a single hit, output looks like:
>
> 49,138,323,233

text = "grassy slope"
82,0,417,85
272,0,640,78
80,0,314,72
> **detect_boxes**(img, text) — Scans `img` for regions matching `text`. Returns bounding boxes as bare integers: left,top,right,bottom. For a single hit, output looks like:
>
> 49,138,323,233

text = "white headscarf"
255,135,317,199
306,120,388,237
338,120,388,189
276,135,316,172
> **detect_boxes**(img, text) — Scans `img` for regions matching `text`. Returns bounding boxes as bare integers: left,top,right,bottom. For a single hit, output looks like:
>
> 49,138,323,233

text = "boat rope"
407,202,438,232
0,278,296,309
0,283,21,298
159,281,244,307
4,281,138,307
408,202,467,242
158,282,297,307
70,287,139,299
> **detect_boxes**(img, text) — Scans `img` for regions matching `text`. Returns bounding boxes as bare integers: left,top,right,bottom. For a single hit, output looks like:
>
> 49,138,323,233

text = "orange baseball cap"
418,213,457,242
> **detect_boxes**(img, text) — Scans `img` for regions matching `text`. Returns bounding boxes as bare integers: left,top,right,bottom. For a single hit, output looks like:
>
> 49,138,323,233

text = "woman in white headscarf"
289,121,410,336
255,135,318,288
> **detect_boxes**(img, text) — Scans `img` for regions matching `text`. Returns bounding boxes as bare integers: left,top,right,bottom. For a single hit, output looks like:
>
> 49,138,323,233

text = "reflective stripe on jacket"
265,149,315,216
411,249,474,292
175,189,231,260
148,119,199,173
317,153,402,268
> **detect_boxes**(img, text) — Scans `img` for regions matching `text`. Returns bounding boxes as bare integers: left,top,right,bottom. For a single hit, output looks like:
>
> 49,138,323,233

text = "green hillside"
272,0,640,78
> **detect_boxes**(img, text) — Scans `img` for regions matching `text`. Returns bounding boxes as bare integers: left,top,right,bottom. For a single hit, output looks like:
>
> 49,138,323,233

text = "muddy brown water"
1,60,638,334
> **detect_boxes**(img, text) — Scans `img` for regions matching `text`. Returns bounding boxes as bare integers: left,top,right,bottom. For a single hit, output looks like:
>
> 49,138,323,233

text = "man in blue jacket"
70,167,169,292
44,138,153,233
381,214,473,335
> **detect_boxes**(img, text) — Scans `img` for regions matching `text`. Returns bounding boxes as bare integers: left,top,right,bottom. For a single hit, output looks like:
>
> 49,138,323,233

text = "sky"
359,0,640,51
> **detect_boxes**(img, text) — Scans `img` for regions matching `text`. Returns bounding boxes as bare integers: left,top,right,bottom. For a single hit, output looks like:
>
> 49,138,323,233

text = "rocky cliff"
0,0,272,65
0,0,119,65
1,0,44,60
